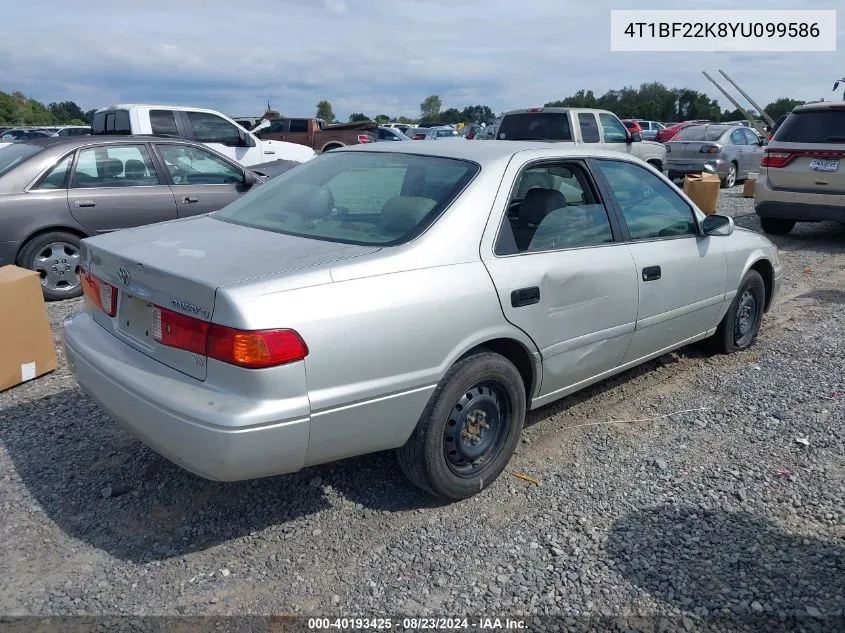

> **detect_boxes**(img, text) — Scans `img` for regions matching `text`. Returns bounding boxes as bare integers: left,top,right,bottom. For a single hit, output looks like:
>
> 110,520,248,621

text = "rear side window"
497,113,572,141
774,110,845,144
150,110,179,136
34,153,74,190
675,126,726,142
578,113,601,143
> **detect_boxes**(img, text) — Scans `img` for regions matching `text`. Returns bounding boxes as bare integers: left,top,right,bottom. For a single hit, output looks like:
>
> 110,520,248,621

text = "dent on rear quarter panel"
220,261,522,467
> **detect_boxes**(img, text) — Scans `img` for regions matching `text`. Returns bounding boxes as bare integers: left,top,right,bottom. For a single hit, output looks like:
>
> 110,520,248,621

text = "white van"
91,104,317,167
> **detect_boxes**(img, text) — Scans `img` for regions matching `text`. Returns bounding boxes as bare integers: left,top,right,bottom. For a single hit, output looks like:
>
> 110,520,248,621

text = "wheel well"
321,143,344,153
750,258,774,311
463,338,536,400
16,226,87,265
648,159,663,171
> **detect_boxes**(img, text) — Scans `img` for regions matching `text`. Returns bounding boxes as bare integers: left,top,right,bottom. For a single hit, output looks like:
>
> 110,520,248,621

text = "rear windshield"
0,143,42,177
774,110,845,143
497,113,572,141
92,110,132,135
674,126,726,142
213,151,479,246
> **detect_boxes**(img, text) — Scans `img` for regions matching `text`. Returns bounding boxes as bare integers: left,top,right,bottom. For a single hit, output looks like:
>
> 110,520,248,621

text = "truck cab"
91,105,317,167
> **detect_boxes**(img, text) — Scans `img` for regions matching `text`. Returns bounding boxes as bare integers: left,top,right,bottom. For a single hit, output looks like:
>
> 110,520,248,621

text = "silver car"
666,124,767,187
62,142,782,501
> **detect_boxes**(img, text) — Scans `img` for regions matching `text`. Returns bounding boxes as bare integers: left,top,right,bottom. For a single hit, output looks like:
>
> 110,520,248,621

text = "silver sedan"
62,141,782,500
666,123,767,187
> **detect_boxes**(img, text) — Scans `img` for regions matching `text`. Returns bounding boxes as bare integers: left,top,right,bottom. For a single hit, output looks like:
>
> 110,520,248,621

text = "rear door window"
578,113,601,143
288,119,309,133
774,110,845,143
34,153,74,190
730,129,748,145
150,110,179,136
157,144,243,185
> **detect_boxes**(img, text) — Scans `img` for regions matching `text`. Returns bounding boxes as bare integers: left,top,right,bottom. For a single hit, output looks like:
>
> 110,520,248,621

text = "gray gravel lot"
1,185,843,631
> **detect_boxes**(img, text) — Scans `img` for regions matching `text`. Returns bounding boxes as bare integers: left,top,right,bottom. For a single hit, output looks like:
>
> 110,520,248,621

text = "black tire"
760,218,795,235
711,269,766,354
18,231,84,301
721,162,738,188
397,350,527,500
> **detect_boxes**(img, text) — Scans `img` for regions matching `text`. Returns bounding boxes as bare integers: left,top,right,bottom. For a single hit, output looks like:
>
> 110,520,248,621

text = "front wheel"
711,269,766,354
397,351,526,500
760,218,795,235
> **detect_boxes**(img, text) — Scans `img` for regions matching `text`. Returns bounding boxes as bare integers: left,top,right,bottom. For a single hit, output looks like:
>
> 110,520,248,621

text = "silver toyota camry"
62,141,782,500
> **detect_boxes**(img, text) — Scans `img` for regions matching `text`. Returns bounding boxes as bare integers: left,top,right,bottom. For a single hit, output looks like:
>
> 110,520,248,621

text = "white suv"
91,105,317,167
754,102,845,235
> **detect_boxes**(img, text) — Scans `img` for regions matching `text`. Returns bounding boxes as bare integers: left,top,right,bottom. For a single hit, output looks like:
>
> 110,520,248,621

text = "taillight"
79,268,117,317
151,305,308,369
761,151,794,168
699,144,721,154
357,134,371,144
207,326,308,369
152,306,208,355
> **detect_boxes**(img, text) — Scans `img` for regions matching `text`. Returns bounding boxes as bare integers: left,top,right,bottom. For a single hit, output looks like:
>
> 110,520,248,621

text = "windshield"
675,126,726,142
213,151,479,246
436,128,459,137
775,110,845,143
497,113,572,141
0,143,42,177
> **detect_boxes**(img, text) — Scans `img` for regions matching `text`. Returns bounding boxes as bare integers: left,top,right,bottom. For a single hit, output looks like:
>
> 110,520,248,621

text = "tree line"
0,91,95,126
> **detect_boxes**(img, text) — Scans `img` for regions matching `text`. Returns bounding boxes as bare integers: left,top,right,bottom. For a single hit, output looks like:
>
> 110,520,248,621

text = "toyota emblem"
117,266,130,285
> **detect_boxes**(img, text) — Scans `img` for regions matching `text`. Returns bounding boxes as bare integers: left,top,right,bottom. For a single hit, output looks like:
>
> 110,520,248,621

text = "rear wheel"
760,218,795,235
18,231,83,301
711,269,765,354
721,162,737,188
397,351,526,500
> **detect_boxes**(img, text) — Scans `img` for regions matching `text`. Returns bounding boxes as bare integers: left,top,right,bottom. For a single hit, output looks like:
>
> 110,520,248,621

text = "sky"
3,0,844,121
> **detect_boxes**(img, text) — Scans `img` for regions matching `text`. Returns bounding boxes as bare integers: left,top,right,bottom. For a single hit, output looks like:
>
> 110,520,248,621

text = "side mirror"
238,130,255,147
628,132,642,143
759,138,768,146
701,214,734,236
243,170,258,186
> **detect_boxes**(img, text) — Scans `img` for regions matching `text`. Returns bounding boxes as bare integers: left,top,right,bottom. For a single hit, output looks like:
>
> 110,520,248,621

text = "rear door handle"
511,286,540,307
642,266,662,281
181,196,198,204
74,200,96,208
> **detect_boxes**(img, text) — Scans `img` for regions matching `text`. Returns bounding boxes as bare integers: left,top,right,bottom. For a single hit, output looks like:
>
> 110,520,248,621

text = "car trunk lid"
79,214,379,380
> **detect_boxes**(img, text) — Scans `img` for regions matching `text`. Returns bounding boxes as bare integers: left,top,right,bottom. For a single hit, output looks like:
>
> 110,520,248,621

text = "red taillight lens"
699,144,721,154
79,268,117,317
357,134,371,144
152,306,209,355
207,326,308,369
761,151,794,168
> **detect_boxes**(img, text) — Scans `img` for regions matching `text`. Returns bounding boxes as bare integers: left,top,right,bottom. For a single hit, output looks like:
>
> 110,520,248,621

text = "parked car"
376,126,412,142
0,136,267,300
91,104,317,166
666,124,767,188
463,124,483,139
635,120,666,141
52,125,92,137
622,119,643,135
656,121,709,143
381,123,413,134
755,102,845,235
496,107,667,173
61,141,781,500
253,117,377,153
1,128,53,141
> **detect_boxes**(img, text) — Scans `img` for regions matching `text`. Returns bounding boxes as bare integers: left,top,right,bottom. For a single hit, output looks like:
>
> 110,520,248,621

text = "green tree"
764,97,805,121
348,112,369,122
84,109,97,124
397,115,413,124
316,100,335,122
459,105,495,123
419,95,442,122
439,108,462,124
48,100,85,123
374,114,391,123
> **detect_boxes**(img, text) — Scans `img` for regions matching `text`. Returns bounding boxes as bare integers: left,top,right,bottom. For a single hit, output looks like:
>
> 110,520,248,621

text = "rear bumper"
755,177,845,222
62,311,310,481
668,158,728,180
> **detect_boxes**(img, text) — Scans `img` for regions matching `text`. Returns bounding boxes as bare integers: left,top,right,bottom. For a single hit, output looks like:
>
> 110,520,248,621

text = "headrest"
124,159,147,177
379,196,437,235
519,187,566,225
98,158,123,178
285,183,334,220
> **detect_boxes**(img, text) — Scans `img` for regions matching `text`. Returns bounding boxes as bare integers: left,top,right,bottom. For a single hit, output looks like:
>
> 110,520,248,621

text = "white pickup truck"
496,107,668,173
91,104,317,167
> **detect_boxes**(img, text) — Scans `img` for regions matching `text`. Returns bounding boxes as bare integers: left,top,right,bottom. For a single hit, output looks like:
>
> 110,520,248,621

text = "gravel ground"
1,185,843,632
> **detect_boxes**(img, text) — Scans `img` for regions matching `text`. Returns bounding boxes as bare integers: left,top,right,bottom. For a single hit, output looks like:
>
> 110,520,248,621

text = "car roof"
792,101,845,113
8,134,207,150
334,139,650,164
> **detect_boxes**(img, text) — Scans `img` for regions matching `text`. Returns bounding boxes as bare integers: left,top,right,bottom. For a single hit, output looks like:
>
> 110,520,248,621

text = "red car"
655,120,711,143
622,119,643,135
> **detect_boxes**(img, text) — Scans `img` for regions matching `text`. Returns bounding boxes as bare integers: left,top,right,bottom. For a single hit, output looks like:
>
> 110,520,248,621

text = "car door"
729,128,750,177
182,110,262,166
154,142,250,216
743,128,765,172
591,158,728,364
480,158,639,401
66,143,178,233
598,112,633,155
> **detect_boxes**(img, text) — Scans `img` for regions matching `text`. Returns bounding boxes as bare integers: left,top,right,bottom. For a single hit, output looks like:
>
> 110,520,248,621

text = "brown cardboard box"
0,265,58,391
743,178,757,198
683,172,721,215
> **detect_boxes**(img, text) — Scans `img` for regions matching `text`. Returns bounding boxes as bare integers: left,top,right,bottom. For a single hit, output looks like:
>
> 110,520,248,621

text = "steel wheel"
33,241,81,294
443,382,511,478
733,288,761,348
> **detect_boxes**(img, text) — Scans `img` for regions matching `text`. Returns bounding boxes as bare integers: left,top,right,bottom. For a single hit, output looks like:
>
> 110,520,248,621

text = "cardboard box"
683,172,721,215
0,265,58,391
743,178,757,198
